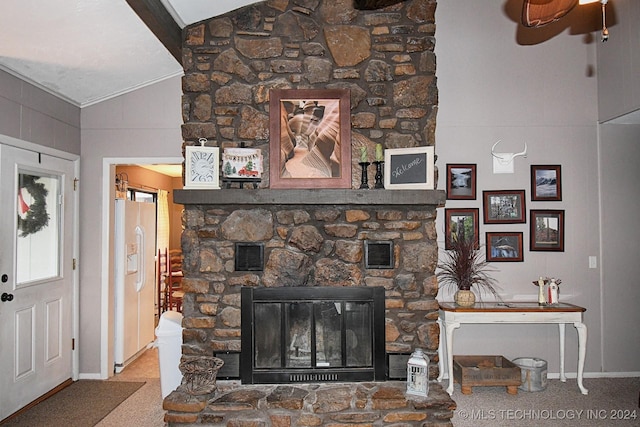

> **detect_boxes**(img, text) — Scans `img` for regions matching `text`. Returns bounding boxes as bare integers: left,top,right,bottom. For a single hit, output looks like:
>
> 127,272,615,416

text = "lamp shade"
522,0,578,27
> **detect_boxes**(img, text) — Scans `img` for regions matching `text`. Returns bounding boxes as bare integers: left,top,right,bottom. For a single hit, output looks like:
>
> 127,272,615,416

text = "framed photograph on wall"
483,190,526,224
184,142,220,189
446,164,476,200
444,208,479,249
530,209,565,251
531,165,562,201
269,88,351,189
486,232,524,262
384,146,435,189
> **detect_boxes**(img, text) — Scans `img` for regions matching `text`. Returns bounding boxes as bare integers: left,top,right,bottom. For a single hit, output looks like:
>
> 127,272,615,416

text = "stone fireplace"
173,189,444,364
165,189,454,425
164,0,456,424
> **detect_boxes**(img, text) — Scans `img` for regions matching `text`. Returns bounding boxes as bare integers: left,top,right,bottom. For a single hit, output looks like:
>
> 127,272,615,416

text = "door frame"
0,133,80,381
100,157,181,378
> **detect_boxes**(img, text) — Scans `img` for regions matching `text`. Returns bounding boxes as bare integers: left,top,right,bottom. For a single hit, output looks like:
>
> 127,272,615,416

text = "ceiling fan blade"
522,0,579,27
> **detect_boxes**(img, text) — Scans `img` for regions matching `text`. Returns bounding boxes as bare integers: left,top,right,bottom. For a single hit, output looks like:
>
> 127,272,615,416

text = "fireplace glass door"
242,287,385,384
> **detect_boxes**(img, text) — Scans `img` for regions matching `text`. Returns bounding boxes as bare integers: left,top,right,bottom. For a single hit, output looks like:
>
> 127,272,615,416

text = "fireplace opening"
240,286,386,384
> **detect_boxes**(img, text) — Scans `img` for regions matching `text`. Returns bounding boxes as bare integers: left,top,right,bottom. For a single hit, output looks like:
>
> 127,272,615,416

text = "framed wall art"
531,165,562,201
486,232,524,262
184,141,220,189
222,148,263,179
384,146,435,190
444,208,479,249
446,164,476,200
530,209,565,251
269,88,351,189
483,190,526,224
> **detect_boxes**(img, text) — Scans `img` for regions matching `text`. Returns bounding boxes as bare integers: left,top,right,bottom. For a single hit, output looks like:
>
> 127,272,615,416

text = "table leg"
443,320,461,395
558,323,566,382
437,318,444,382
574,322,589,395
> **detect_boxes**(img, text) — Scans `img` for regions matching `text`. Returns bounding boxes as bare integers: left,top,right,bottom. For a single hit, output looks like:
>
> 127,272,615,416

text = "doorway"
101,157,182,378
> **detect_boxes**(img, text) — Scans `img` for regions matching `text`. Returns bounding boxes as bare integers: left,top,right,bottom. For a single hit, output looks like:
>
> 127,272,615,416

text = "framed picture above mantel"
269,88,351,189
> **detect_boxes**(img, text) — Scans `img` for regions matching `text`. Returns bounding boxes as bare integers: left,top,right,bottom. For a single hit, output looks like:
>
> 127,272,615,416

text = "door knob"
1,293,13,302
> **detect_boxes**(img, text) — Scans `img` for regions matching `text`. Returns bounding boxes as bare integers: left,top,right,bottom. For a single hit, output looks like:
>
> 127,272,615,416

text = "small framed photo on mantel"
184,141,221,189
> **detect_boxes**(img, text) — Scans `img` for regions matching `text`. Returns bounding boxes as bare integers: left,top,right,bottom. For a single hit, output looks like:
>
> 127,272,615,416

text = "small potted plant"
437,237,500,306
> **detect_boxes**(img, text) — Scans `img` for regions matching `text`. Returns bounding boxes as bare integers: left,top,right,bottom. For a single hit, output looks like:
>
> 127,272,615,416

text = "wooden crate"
453,355,521,395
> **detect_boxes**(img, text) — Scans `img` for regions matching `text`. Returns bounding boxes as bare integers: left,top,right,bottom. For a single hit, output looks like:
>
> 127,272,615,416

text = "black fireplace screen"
241,286,385,384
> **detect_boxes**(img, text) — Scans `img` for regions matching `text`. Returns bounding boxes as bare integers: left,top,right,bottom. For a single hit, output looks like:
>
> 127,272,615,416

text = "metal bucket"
513,357,548,392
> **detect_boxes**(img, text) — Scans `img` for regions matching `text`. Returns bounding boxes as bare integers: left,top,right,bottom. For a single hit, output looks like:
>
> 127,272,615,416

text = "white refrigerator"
114,199,157,372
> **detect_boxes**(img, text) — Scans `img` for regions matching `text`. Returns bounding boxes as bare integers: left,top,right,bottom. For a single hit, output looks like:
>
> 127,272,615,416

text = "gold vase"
454,289,476,307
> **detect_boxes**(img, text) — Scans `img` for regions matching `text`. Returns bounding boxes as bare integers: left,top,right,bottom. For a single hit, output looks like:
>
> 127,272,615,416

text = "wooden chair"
157,248,168,317
165,249,183,312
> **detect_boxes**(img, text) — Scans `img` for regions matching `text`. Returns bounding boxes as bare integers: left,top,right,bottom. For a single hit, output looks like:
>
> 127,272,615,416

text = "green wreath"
17,175,49,237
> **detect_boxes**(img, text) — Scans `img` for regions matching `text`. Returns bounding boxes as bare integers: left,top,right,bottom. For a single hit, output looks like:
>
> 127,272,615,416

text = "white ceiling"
0,0,259,107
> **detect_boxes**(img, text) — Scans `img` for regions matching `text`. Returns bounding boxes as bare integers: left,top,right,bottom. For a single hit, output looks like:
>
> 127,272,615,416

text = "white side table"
437,302,588,396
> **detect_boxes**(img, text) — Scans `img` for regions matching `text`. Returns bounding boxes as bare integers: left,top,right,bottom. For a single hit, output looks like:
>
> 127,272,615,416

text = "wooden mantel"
174,189,446,206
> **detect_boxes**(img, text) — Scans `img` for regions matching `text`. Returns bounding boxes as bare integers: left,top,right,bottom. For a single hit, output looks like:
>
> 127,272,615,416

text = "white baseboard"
78,373,106,380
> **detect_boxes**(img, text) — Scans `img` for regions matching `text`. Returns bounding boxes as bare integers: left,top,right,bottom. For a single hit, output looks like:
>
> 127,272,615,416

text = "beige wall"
596,0,640,122
435,0,602,374
0,69,80,153
79,76,183,376
599,123,640,372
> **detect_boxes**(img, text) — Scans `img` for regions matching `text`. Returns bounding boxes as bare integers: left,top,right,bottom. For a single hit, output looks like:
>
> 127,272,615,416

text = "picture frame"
530,209,565,251
531,165,562,201
222,148,263,179
184,143,220,189
486,232,524,262
383,146,435,190
483,190,526,224
269,88,351,189
446,164,476,200
444,208,479,250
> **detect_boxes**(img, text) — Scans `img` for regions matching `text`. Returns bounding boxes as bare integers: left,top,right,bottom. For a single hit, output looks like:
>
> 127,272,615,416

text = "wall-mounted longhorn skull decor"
491,140,528,174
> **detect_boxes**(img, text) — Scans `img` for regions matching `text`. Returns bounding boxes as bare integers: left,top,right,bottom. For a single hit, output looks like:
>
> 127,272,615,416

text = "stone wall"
181,0,438,187
171,0,448,424
170,189,451,426
179,194,442,364
164,381,455,426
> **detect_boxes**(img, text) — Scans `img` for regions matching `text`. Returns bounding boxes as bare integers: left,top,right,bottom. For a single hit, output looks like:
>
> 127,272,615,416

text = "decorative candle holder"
359,162,371,189
373,161,384,189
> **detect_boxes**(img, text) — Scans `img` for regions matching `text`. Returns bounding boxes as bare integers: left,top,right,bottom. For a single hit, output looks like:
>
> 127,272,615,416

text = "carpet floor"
2,380,145,427
450,376,640,427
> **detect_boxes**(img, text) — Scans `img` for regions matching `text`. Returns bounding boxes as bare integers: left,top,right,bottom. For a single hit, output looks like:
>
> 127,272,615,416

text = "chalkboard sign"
384,146,435,189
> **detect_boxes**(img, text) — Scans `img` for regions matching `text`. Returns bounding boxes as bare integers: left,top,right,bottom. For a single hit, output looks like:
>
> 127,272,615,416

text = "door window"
16,171,61,285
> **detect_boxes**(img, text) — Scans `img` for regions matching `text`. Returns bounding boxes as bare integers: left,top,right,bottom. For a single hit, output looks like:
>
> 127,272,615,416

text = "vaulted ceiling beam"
126,0,182,64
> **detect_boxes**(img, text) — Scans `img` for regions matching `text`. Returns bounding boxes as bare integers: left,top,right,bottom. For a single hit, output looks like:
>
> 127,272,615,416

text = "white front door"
0,144,76,421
